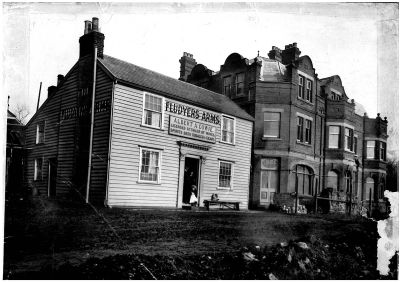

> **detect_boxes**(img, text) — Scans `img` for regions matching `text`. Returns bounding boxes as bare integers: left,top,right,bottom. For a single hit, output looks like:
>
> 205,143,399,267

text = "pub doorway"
182,157,200,206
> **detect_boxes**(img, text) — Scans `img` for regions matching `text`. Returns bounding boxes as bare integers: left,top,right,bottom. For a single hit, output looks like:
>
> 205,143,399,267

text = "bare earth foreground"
3,197,398,279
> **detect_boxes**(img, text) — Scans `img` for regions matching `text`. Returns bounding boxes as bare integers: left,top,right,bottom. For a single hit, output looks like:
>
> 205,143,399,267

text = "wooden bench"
203,200,240,211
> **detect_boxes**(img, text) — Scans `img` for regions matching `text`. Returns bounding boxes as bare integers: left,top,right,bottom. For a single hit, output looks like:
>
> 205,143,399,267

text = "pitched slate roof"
98,55,253,121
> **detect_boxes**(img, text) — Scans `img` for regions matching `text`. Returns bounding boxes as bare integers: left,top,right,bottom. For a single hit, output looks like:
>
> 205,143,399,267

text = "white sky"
2,2,398,131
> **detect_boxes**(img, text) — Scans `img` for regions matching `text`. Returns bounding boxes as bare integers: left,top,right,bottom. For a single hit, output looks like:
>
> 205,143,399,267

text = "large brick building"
179,43,388,212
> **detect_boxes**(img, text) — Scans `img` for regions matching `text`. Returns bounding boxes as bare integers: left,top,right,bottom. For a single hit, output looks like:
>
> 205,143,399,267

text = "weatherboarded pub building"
24,18,253,209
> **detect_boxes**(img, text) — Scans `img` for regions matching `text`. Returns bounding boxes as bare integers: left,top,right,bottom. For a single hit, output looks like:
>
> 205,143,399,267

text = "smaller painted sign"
169,116,216,143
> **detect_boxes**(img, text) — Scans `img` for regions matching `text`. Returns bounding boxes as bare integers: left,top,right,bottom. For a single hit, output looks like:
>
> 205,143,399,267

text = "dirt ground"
3,197,398,279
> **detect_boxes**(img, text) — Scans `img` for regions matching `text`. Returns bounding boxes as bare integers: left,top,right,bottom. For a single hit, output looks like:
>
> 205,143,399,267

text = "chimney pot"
57,74,64,86
48,85,57,98
84,20,92,34
293,42,297,47
92,17,99,32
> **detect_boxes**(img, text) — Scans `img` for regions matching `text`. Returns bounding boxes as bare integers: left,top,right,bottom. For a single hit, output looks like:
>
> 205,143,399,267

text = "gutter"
86,46,98,204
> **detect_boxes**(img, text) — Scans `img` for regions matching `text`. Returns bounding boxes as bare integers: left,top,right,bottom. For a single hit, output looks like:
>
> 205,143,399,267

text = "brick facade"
180,43,389,212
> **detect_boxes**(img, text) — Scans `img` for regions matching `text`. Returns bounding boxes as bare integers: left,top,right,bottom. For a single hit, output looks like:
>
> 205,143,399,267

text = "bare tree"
12,104,30,125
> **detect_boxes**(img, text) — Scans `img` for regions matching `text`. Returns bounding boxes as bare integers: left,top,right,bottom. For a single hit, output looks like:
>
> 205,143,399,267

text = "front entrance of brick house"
182,157,200,206
259,158,279,207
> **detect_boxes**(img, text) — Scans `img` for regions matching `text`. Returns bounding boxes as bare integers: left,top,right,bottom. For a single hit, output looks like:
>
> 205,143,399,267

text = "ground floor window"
345,171,352,193
260,158,279,204
139,148,161,183
294,165,313,195
34,158,43,181
218,161,233,189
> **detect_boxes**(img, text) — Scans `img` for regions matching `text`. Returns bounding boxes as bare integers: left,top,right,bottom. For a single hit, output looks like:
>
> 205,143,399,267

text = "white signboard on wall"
169,116,216,143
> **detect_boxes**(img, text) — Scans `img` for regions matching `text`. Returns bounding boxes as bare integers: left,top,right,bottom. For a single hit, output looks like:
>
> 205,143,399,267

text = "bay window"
263,112,280,138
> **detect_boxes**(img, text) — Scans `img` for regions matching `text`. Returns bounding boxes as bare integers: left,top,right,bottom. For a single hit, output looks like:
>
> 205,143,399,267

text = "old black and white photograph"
2,2,399,279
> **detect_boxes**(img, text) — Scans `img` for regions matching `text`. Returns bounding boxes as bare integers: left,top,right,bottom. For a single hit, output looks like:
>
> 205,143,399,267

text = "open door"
182,157,200,206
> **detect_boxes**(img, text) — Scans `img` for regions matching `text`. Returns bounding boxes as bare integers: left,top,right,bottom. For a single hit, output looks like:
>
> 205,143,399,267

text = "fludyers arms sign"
165,101,220,125
166,101,218,143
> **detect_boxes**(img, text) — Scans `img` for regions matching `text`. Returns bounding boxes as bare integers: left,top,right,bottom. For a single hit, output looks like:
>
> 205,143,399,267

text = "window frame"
234,72,245,96
298,75,305,99
328,125,340,149
220,115,236,145
353,136,358,155
34,157,43,181
344,127,354,152
223,76,231,97
36,121,45,144
366,140,375,159
379,142,386,161
263,112,281,138
138,147,162,184
218,160,234,190
141,92,165,130
297,116,304,142
306,79,312,102
305,119,312,144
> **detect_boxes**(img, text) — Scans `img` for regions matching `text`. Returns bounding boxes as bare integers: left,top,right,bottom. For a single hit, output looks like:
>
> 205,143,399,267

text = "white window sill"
220,140,235,146
140,124,165,131
217,187,232,191
263,136,281,141
137,180,161,185
297,97,314,105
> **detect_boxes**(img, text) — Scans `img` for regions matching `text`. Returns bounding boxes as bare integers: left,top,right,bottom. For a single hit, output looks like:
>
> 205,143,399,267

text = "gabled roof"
98,55,254,121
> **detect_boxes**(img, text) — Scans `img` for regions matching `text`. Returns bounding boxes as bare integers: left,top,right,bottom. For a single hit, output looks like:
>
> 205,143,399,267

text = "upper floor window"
353,136,358,155
296,115,312,144
297,117,304,142
328,126,340,148
218,161,233,189
234,73,245,96
143,93,163,129
36,121,45,144
34,158,43,181
221,116,235,144
344,127,354,151
305,119,312,144
380,142,386,161
330,92,341,101
298,75,305,99
306,80,313,102
223,76,231,96
298,74,313,103
264,112,280,138
139,148,161,183
366,140,375,159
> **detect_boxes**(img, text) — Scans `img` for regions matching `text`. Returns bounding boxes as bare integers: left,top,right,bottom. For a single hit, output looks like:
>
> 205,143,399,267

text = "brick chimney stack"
57,74,64,86
179,52,197,81
281,42,301,65
79,17,105,59
268,46,282,62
